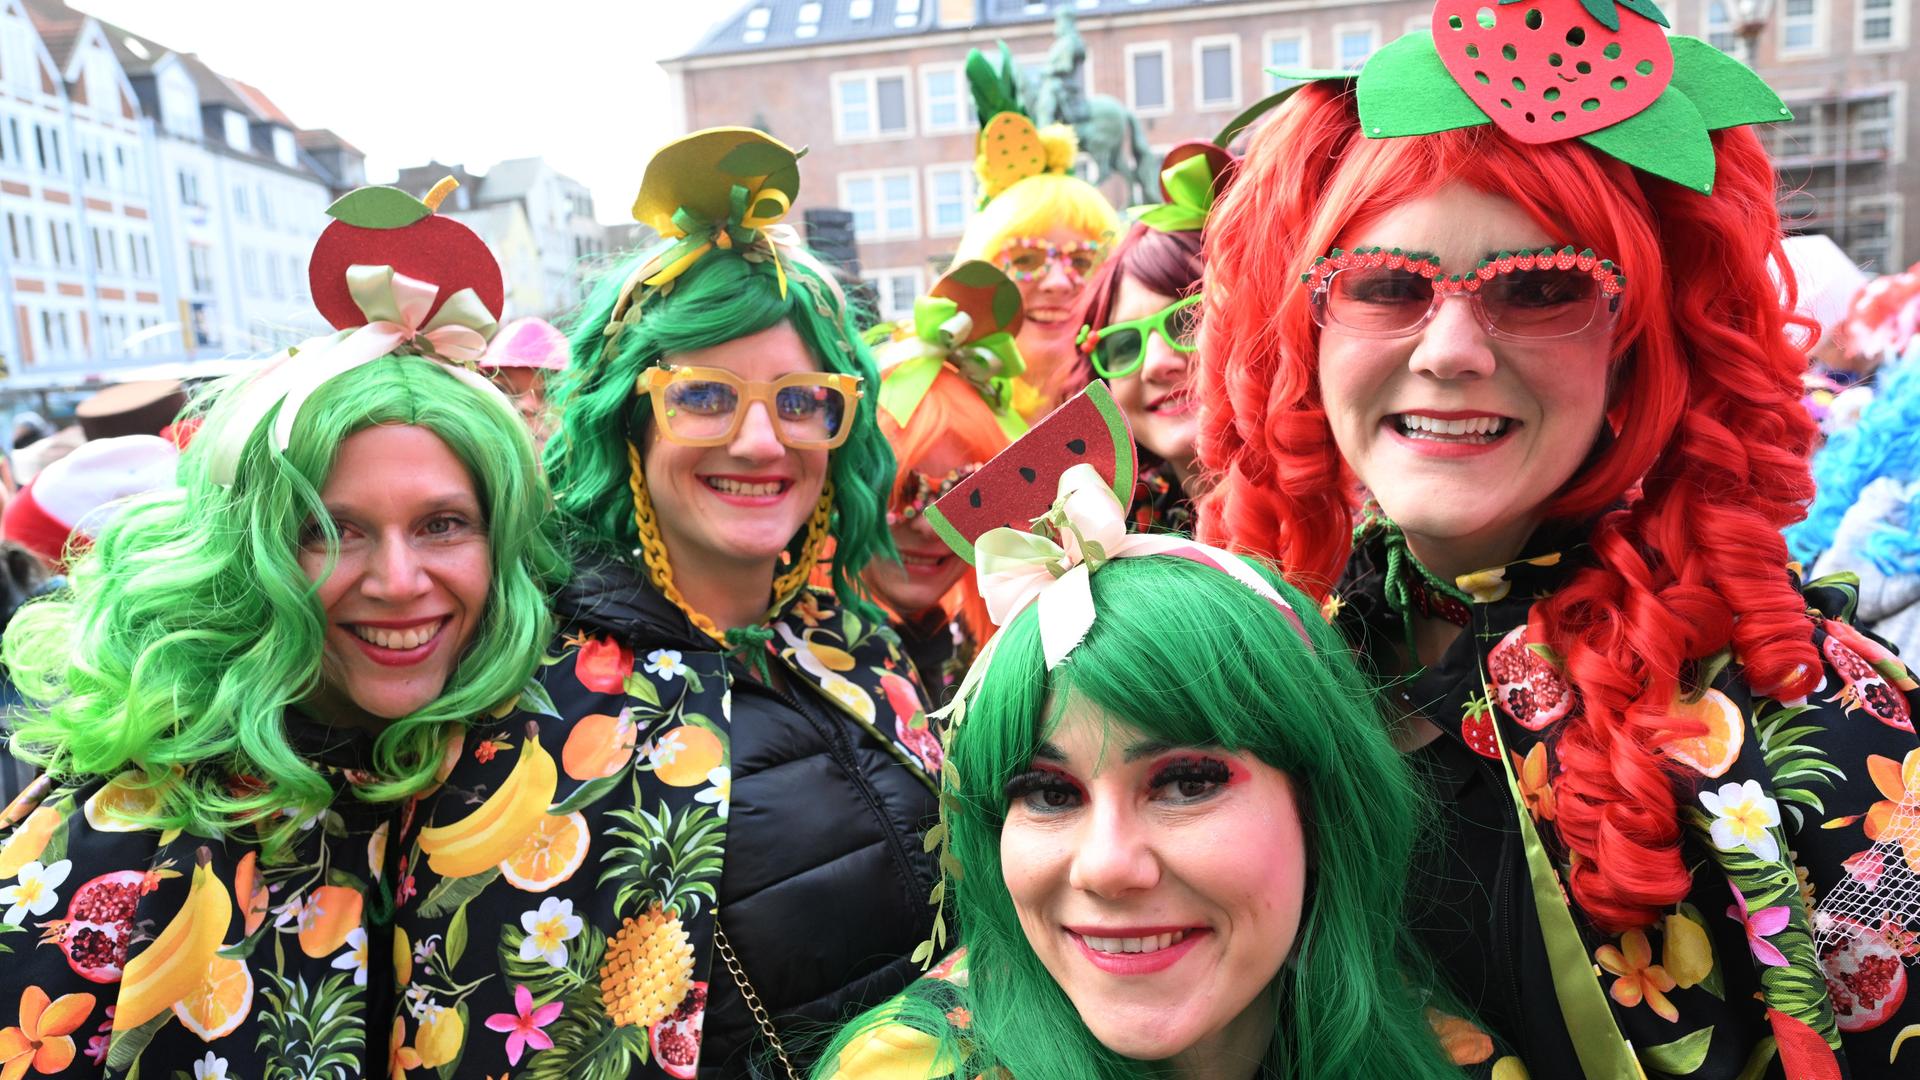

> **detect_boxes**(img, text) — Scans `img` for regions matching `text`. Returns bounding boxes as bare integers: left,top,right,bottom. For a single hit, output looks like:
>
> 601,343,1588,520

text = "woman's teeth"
901,553,947,569
1083,930,1191,954
350,620,444,650
705,477,786,497
1395,414,1509,441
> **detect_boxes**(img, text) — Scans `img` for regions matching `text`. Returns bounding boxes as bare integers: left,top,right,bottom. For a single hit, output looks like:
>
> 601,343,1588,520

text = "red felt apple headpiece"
205,178,514,486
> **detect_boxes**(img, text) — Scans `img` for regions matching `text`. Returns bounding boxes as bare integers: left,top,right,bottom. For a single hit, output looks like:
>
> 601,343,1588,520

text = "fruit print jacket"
0,719,400,1080
392,556,943,1080
1333,520,1920,1079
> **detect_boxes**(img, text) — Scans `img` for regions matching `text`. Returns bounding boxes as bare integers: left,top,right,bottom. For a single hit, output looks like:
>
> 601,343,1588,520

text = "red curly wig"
1198,83,1820,933
874,365,1012,646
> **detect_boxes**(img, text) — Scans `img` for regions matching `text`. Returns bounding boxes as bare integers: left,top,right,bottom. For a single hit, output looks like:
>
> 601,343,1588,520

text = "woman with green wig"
392,129,941,1080
0,182,562,1074
816,387,1477,1080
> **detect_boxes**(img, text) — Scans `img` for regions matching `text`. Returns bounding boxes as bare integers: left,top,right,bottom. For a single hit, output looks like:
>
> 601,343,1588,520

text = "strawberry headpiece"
1271,0,1789,195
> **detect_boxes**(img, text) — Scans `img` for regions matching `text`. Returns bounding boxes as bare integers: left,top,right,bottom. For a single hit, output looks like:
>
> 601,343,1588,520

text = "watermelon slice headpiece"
875,260,1030,439
968,43,1081,205
1269,0,1790,195
909,382,1312,967
600,128,811,364
205,179,511,486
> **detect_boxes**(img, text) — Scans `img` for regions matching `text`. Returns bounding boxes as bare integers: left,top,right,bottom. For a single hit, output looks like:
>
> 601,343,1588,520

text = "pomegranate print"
1487,624,1574,731
1822,633,1914,732
1430,0,1673,143
882,673,944,772
574,636,633,695
648,981,706,1079
1820,920,1909,1032
55,869,146,983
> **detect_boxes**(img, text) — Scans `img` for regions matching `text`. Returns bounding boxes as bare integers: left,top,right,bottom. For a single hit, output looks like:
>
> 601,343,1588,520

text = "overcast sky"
80,1,732,224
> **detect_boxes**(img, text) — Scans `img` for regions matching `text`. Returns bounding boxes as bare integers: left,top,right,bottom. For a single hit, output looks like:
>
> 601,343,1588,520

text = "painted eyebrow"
1031,742,1067,763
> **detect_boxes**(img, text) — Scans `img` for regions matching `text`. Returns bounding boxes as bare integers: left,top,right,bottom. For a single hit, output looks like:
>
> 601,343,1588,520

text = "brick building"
666,0,1920,320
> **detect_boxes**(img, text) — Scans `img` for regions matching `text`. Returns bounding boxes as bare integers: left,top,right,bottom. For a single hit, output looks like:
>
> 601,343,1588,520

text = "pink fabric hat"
480,317,570,371
2,435,180,567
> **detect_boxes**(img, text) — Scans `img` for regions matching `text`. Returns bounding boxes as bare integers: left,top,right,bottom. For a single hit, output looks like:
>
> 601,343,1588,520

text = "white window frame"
1192,35,1242,112
920,62,968,135
865,266,925,322
1703,0,1737,51
1776,0,1828,59
831,68,915,143
1332,22,1381,71
839,167,920,242
1263,30,1311,91
923,163,975,238
1855,0,1908,51
1124,41,1173,118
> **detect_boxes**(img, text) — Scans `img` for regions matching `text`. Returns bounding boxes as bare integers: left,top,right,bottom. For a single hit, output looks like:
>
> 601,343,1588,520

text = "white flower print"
192,1052,228,1080
332,926,369,986
646,648,688,680
0,859,70,925
695,766,732,820
1700,779,1782,862
518,896,584,968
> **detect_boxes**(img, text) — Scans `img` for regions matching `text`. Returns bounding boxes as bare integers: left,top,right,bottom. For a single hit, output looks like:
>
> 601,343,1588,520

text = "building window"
260,186,275,228
178,168,203,208
895,0,921,29
834,70,912,141
795,2,821,38
266,254,283,299
849,0,873,18
925,164,974,237
1126,43,1171,115
1335,24,1379,70
1780,0,1824,56
233,184,249,220
1705,0,1736,51
242,249,262,297
864,268,924,321
7,211,34,262
1850,96,1893,155
1858,0,1904,47
1264,31,1310,91
922,64,966,134
189,243,215,292
742,6,770,44
1194,36,1240,110
840,168,918,241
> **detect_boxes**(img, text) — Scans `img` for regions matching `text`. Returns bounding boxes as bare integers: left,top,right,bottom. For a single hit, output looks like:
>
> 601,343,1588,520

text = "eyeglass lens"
1325,267,1606,338
661,378,849,446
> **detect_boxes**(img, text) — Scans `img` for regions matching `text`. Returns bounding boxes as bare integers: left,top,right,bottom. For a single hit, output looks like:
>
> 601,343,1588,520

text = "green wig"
543,244,895,621
2,354,567,842
815,555,1466,1079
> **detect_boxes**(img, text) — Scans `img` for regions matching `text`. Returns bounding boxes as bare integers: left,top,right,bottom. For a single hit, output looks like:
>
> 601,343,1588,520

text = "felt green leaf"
1580,87,1715,194
1354,33,1490,138
1668,36,1793,130
1615,0,1672,29
717,141,795,178
992,283,1021,328
949,260,1007,288
324,186,432,229
1216,84,1315,147
1643,1026,1715,1075
1262,66,1353,85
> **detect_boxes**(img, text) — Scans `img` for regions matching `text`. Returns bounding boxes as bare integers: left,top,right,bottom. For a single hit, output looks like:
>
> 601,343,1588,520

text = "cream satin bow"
207,266,509,485
942,463,1305,719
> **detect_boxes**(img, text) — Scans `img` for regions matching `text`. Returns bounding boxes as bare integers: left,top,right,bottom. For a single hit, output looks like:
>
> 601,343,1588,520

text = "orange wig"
1199,84,1819,933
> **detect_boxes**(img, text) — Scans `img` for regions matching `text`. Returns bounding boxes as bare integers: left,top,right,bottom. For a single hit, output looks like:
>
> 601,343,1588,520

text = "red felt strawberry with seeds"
308,177,504,330
1430,0,1673,144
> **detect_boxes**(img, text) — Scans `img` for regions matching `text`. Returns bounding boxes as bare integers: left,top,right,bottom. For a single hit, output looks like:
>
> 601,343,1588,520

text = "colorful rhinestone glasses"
1305,245,1627,342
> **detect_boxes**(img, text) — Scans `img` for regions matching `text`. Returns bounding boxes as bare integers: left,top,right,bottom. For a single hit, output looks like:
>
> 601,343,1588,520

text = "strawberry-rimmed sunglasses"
636,364,864,450
1075,293,1202,379
1304,245,1627,342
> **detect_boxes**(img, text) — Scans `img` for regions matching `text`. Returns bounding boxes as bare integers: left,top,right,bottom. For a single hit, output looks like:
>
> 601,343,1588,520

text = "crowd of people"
0,2,1916,1077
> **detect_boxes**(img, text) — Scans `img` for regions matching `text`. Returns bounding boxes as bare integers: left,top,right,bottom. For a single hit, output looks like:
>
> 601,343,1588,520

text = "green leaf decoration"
520,984,648,1080
1217,83,1321,147
1615,0,1673,29
517,677,563,719
991,281,1021,328
500,923,606,1007
447,899,471,968
416,866,502,918
550,771,622,816
1580,87,1716,194
255,971,365,1080
717,140,796,179
324,186,432,230
623,669,662,709
1354,33,1491,138
949,260,1007,289
1667,36,1793,131
1643,1025,1715,1075
966,44,1024,127
106,1010,170,1072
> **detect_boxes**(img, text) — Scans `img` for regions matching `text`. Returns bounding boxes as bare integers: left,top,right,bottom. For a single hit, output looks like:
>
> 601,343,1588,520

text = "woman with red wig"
1201,3,1920,1076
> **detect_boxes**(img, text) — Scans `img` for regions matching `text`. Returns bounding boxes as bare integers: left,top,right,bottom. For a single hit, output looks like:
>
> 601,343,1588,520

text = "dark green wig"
815,555,1468,1079
543,245,895,621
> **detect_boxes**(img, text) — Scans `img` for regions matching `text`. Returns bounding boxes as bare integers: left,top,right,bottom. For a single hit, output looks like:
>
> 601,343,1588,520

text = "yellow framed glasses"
636,364,864,450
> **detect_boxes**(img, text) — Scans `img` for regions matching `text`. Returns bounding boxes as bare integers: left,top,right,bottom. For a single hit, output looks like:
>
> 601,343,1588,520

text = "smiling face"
299,424,491,724
1105,275,1200,480
1317,183,1614,575
1006,224,1106,386
864,438,974,619
1000,701,1304,1066
644,321,830,585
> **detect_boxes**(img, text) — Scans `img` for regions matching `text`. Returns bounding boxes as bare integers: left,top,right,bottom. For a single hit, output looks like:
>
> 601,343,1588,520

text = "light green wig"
544,243,895,620
814,555,1468,1079
2,354,566,841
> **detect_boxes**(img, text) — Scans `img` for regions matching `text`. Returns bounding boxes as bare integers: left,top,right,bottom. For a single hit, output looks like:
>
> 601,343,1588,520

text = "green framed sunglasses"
1075,293,1202,379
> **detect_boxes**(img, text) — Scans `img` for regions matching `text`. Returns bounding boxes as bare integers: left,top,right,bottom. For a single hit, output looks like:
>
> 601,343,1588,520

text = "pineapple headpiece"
1269,0,1790,195
968,43,1081,206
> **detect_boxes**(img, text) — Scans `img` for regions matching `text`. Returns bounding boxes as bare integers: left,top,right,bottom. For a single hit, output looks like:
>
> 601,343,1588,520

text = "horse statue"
1027,9,1160,205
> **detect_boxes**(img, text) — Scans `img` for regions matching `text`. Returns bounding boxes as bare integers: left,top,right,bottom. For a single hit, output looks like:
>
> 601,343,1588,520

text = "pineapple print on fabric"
393,642,732,1080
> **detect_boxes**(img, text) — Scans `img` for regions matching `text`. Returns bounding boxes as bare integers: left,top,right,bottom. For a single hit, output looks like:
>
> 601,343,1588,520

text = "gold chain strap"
624,442,832,645
714,916,799,1080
